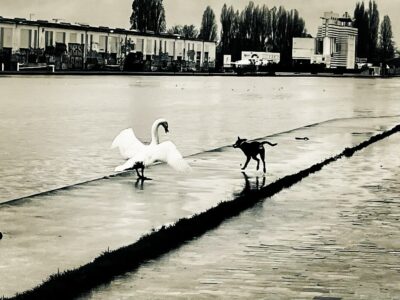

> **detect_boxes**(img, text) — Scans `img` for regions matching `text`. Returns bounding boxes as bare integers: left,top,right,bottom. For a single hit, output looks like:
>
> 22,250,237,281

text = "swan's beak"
162,121,169,133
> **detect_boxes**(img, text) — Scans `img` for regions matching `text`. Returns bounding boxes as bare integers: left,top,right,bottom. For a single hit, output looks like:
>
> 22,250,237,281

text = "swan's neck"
150,122,161,145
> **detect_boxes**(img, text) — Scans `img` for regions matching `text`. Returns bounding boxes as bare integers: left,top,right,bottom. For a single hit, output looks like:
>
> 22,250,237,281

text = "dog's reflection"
240,171,266,195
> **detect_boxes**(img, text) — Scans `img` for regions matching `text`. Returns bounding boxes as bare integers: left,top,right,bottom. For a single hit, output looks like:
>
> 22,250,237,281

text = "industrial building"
292,12,358,69
0,16,217,71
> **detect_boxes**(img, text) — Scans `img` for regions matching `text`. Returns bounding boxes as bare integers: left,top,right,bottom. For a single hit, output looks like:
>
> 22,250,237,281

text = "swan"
111,118,169,159
115,140,191,179
113,119,191,179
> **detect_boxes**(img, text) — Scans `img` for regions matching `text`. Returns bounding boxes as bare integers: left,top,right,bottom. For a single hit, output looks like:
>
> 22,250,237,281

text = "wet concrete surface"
0,117,399,297
81,124,400,300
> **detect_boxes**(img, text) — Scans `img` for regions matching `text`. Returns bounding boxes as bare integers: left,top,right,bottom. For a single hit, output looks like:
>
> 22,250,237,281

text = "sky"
1,0,399,43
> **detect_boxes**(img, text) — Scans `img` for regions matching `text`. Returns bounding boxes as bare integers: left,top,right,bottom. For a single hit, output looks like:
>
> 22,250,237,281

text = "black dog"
233,137,277,173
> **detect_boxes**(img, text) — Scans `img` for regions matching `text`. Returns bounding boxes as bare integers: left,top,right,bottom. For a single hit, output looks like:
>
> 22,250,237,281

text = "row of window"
1,26,213,61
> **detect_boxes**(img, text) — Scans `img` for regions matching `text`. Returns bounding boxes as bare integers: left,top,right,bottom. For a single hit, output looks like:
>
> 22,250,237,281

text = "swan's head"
156,119,169,134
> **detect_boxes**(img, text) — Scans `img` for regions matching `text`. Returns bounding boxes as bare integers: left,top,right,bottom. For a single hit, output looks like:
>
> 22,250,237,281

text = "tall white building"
292,12,358,69
316,12,357,69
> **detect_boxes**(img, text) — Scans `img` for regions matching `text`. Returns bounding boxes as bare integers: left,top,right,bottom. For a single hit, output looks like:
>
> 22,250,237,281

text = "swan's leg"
139,164,152,181
140,166,145,178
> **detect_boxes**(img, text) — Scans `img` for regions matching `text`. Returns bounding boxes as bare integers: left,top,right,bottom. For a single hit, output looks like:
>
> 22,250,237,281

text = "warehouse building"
0,16,217,71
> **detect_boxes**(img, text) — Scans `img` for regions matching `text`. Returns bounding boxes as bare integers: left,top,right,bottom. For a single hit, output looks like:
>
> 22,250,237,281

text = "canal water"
1,75,400,203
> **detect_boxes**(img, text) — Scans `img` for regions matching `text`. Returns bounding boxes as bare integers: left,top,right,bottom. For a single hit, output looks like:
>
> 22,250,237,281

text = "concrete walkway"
83,131,400,300
0,116,399,297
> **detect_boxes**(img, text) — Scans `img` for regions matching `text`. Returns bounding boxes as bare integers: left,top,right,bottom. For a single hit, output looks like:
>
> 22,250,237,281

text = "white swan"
114,140,191,178
111,118,169,159
113,119,191,179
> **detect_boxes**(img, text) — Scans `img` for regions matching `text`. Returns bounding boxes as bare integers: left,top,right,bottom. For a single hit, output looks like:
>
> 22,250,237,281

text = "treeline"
130,0,218,41
353,0,395,66
129,0,395,68
220,2,308,64
353,1,379,61
129,0,308,65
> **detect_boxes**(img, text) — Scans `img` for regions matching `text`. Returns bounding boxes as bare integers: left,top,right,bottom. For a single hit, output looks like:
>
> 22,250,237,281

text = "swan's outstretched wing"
114,150,147,172
114,157,138,172
111,128,145,159
147,141,191,172
114,141,190,173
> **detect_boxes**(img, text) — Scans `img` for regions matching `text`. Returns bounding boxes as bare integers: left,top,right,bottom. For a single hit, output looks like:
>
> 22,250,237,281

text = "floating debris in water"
295,137,309,141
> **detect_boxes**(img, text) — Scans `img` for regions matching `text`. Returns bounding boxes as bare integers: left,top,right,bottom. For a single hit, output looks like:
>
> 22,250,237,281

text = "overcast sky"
1,0,399,43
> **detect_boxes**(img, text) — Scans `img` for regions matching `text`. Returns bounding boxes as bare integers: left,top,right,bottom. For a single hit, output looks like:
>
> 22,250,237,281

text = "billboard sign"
223,55,232,67
241,51,280,64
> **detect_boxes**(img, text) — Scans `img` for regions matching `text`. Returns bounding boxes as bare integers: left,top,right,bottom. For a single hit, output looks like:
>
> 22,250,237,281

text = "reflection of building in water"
292,11,358,70
0,16,216,71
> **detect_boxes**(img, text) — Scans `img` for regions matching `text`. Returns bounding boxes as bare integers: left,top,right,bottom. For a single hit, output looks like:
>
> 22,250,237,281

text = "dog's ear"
237,136,240,140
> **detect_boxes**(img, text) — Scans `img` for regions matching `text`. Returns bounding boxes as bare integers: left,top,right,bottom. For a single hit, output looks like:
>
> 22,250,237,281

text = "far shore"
0,70,397,78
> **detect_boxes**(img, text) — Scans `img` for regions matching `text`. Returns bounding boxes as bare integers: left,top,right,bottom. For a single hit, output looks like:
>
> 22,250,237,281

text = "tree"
149,0,166,33
291,9,306,38
258,5,271,51
167,25,198,39
353,0,380,61
379,15,395,75
199,6,218,41
220,4,237,53
368,0,379,61
182,25,199,39
167,25,183,35
353,2,369,58
238,2,255,50
130,0,166,33
218,2,308,64
234,2,271,52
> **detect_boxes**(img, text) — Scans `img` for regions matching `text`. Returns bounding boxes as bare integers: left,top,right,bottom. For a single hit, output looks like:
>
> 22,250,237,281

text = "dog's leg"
253,156,260,171
242,156,251,170
260,148,266,173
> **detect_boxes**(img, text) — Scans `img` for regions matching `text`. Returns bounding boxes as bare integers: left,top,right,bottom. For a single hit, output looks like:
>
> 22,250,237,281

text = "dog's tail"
261,141,277,147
